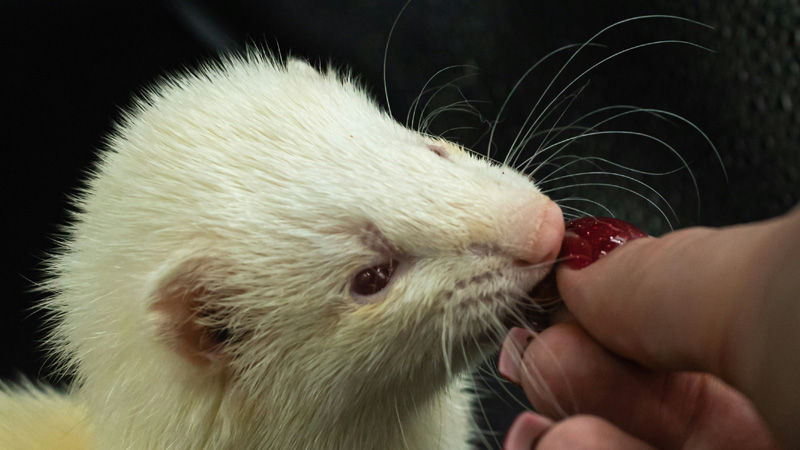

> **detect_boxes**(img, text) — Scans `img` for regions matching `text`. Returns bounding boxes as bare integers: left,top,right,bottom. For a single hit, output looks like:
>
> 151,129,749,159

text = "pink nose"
508,200,565,266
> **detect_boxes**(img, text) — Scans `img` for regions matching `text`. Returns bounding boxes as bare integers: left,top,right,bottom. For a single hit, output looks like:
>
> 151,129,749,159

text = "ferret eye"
352,261,396,296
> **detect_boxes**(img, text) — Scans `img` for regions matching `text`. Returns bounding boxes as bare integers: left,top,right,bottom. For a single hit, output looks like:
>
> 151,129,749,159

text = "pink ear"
150,263,233,369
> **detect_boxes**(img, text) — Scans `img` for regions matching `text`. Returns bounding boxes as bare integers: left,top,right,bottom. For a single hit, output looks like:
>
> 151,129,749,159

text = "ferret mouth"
465,271,562,351
505,270,562,332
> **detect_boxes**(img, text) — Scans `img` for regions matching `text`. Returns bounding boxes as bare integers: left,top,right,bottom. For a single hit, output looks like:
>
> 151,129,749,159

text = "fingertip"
553,263,580,290
503,412,553,450
541,416,657,450
553,262,595,316
518,323,590,417
554,236,654,315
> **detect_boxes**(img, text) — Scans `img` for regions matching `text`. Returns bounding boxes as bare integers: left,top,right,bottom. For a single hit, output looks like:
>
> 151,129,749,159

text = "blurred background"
4,0,799,447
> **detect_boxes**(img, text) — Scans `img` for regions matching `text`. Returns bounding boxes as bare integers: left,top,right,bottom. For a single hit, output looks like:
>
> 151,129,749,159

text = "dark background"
4,0,799,447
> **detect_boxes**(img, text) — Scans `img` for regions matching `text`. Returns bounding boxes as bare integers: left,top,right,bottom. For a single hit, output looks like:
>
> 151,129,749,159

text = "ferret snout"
507,199,565,266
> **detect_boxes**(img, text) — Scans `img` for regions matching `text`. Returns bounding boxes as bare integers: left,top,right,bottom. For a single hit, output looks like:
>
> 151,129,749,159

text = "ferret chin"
2,54,563,449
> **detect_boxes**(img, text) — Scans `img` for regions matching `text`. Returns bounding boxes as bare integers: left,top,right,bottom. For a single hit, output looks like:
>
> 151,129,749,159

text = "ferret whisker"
545,181,674,229
555,198,616,218
513,125,596,162
434,393,445,450
547,154,688,179
465,370,496,399
476,334,538,415
464,144,504,166
526,106,652,161
482,362,533,413
539,156,681,219
527,105,714,213
527,118,679,173
441,312,453,381
532,153,607,185
526,105,680,172
518,358,566,420
419,86,477,134
394,399,411,450
475,310,518,448
426,96,491,136
413,74,485,133
462,341,501,450
521,332,580,421
517,16,711,164
406,392,429,449
529,105,673,161
528,129,697,216
523,260,564,271
509,81,592,169
420,99,480,133
435,126,481,141
629,108,727,185
504,84,587,167
406,65,479,129
525,156,586,184
496,309,570,419
461,374,491,440
473,363,498,384
382,0,414,118
420,100,486,135
486,42,589,160
541,105,724,216
541,104,667,146
541,171,677,220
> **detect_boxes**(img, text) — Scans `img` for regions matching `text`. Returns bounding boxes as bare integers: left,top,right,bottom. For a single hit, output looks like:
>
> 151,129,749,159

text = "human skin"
500,206,800,449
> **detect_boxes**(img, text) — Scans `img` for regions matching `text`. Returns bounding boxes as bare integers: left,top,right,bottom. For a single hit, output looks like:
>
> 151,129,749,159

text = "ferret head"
47,55,564,448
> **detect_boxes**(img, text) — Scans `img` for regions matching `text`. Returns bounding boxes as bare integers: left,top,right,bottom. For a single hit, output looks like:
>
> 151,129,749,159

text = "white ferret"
0,54,564,449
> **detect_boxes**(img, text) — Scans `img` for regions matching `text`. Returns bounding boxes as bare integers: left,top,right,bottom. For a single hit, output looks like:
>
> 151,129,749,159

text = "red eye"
352,261,397,296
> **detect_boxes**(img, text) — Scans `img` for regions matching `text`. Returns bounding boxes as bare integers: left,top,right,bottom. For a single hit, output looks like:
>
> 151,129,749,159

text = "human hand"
498,207,800,449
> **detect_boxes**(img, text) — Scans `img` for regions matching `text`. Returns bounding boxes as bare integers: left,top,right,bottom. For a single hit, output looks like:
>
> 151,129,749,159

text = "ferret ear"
149,258,238,370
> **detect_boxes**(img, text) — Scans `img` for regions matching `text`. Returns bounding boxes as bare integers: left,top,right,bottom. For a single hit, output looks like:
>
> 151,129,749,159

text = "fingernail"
503,412,553,450
498,327,535,385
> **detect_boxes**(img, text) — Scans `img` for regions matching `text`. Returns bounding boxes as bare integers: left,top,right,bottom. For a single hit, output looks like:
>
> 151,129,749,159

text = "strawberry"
560,217,647,269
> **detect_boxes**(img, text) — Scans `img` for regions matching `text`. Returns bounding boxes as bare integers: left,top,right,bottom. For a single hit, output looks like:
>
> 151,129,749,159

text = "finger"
503,412,553,450
519,323,781,450
519,322,698,447
555,219,784,384
536,415,656,450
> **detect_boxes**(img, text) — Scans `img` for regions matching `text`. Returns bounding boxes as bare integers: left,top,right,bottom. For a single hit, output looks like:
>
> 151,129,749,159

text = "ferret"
0,54,564,449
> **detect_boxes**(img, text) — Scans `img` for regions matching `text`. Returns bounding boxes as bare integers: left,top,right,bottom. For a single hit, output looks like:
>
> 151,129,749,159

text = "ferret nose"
508,199,565,266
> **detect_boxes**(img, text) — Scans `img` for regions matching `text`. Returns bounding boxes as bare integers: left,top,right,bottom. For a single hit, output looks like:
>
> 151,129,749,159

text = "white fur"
14,53,559,449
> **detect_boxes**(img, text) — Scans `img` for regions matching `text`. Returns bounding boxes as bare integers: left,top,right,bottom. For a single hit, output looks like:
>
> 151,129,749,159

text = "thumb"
555,222,772,382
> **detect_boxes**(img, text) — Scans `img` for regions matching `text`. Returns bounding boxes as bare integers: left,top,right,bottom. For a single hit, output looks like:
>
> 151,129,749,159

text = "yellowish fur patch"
0,382,91,450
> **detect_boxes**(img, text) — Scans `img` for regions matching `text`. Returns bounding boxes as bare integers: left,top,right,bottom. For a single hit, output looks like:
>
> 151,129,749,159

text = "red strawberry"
559,217,648,269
